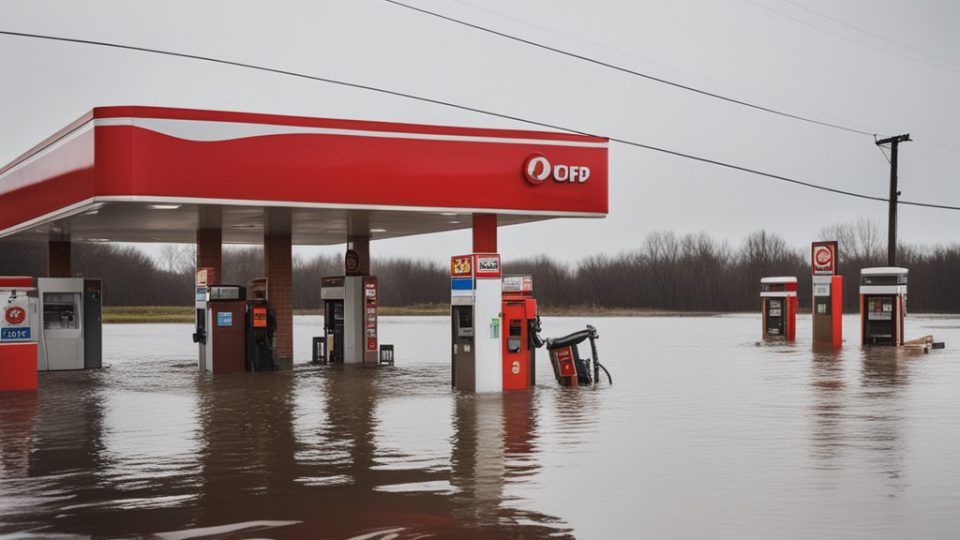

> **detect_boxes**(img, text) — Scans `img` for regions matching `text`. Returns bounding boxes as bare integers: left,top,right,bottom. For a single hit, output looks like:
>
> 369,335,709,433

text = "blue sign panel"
1,327,31,341
196,287,207,302
217,312,233,327
451,277,474,291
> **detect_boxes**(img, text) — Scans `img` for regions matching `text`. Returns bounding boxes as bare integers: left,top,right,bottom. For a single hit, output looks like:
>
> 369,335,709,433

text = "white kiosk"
37,277,102,371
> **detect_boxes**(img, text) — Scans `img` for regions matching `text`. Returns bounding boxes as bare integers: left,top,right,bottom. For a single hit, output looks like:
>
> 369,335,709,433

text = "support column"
472,213,501,392
265,232,293,367
196,228,222,286
344,234,373,364
48,240,71,277
472,214,497,253
346,235,370,275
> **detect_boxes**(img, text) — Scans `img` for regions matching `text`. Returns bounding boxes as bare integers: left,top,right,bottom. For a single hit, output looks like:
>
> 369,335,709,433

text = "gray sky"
1,0,957,264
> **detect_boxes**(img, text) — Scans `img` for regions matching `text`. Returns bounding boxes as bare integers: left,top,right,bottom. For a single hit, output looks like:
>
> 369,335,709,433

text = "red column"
265,233,293,366
472,214,497,253
831,276,844,348
48,240,71,277
196,228,222,285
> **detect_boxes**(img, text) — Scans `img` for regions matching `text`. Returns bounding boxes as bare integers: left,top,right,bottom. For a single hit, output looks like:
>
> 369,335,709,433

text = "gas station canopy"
0,106,608,244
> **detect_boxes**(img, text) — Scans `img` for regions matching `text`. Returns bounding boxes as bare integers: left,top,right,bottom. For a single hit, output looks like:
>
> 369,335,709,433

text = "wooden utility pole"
876,134,911,266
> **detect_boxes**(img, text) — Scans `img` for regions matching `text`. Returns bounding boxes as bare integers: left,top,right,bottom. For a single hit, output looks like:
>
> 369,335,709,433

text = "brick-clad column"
265,233,293,367
48,240,72,277
472,214,497,253
196,228,222,285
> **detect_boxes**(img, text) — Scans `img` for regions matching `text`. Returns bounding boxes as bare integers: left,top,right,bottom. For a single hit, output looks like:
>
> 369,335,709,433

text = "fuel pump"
321,276,345,363
201,285,247,373
246,278,275,371
450,253,502,392
811,241,842,348
760,277,797,342
320,275,378,364
860,267,908,346
193,267,212,367
501,275,538,390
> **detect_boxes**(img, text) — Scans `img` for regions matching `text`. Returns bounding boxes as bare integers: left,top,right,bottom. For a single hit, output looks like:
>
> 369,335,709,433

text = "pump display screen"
768,299,782,317
457,308,473,338
868,297,893,320
43,292,79,329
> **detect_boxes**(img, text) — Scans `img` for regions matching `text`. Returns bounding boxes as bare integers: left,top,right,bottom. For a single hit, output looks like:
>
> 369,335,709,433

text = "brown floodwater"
1,314,959,539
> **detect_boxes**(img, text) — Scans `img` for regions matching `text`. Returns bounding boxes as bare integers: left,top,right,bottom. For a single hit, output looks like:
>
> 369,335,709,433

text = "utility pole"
875,134,911,266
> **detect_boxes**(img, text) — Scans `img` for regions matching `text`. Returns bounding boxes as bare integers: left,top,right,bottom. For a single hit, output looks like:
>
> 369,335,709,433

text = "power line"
380,0,878,137
445,0,749,95
744,0,960,77
0,29,957,212
782,0,960,70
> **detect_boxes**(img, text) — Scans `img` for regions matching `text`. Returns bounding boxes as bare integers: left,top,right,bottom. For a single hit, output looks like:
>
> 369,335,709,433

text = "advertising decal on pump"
4,306,26,325
451,256,472,277
474,254,501,279
451,255,475,296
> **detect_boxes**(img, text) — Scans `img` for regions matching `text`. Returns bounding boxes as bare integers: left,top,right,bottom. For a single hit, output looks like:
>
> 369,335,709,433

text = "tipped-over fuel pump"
536,324,611,387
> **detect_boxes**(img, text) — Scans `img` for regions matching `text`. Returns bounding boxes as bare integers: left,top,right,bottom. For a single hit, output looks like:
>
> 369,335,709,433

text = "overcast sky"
1,0,957,264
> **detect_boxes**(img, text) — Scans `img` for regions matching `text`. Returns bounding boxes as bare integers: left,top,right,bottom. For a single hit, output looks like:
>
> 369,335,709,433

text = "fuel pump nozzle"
585,325,612,385
529,314,546,349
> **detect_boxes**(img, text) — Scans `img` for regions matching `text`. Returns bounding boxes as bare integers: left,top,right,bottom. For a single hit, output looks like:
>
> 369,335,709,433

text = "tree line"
1,220,957,312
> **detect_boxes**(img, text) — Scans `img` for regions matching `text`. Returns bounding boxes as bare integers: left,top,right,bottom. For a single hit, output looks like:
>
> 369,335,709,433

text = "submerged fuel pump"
499,275,610,388
541,325,611,387
501,276,538,390
191,277,277,373
525,320,610,387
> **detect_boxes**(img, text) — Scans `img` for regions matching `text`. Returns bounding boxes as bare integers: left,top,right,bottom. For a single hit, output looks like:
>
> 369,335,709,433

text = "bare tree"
157,244,196,274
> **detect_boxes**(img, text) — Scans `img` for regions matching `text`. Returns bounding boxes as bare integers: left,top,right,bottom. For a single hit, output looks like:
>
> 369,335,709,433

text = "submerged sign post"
811,241,843,348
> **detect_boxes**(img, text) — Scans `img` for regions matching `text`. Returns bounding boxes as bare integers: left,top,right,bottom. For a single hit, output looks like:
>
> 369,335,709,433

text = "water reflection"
858,347,910,496
194,370,299,525
2,315,958,538
0,392,36,479
450,389,570,538
809,346,846,468
0,370,114,534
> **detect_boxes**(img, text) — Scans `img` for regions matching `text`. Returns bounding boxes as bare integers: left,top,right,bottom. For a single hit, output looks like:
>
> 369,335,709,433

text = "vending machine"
760,276,797,342
450,253,502,392
501,275,538,390
37,277,102,371
860,267,908,346
320,275,378,364
0,277,38,391
811,241,843,348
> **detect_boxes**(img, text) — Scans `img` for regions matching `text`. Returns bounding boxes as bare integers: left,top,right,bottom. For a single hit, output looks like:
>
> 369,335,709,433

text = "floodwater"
1,314,959,539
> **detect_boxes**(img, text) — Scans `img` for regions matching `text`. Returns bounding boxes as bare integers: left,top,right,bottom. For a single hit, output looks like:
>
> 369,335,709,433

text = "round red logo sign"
5,306,26,325
523,154,551,185
815,247,832,266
